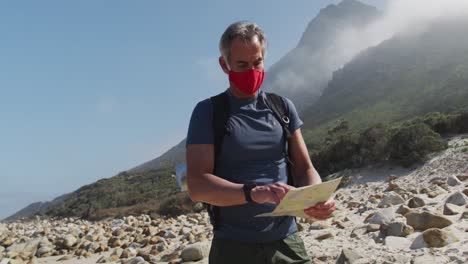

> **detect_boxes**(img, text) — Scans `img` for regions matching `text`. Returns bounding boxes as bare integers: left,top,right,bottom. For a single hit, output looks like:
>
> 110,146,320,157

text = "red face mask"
229,68,265,95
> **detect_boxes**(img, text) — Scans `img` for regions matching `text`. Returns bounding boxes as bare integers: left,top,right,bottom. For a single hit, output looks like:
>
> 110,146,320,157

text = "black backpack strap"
265,92,295,186
209,91,230,229
211,91,230,168
266,93,292,139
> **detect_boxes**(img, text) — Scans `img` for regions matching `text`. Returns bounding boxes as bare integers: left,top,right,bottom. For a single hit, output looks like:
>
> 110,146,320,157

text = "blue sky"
0,0,385,219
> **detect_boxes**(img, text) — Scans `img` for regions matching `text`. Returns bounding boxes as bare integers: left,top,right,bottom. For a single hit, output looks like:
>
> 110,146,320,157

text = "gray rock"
366,224,380,233
408,196,425,208
180,227,192,235
461,211,468,220
57,234,78,249
447,176,462,186
384,236,411,250
111,248,124,257
193,202,204,212
422,228,459,248
0,224,7,237
121,247,138,259
395,205,412,216
443,203,465,215
367,208,395,225
85,242,100,253
181,242,210,262
336,249,361,264
0,246,4,253
155,242,167,252
126,256,147,264
23,237,50,256
378,192,405,208
446,192,467,206
405,212,453,231
409,233,428,249
6,242,25,254
36,246,53,257
0,259,13,264
110,219,125,229
384,222,414,237
165,230,177,239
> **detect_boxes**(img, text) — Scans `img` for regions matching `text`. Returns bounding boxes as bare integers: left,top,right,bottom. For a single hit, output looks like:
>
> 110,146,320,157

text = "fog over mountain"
265,0,468,111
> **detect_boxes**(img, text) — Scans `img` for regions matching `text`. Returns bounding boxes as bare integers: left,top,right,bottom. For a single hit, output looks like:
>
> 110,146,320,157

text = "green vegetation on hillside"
42,168,185,220
308,111,468,176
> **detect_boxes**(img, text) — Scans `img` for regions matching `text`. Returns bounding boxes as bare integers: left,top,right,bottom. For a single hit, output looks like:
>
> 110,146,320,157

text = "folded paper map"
256,178,342,218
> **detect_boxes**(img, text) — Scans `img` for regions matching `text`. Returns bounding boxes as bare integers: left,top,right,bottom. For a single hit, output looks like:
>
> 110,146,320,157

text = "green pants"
209,232,312,264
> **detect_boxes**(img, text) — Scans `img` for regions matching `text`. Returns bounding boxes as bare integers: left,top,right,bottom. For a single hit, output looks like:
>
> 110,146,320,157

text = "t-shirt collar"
226,88,261,105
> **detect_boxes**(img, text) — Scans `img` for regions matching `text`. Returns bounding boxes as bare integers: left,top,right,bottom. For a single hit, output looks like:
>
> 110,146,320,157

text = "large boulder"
445,192,467,206
367,208,395,225
180,242,210,262
447,176,462,186
405,212,452,231
383,222,414,237
378,192,405,208
422,228,458,248
407,196,425,208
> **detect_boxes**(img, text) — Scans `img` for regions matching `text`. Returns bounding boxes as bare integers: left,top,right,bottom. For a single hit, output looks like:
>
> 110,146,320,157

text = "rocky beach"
1,135,468,264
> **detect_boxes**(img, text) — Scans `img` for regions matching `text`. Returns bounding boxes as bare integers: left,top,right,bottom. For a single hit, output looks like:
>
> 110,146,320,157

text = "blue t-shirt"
186,88,303,243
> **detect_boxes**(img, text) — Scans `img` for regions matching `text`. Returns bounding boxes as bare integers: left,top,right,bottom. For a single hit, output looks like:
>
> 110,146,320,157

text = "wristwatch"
243,183,257,203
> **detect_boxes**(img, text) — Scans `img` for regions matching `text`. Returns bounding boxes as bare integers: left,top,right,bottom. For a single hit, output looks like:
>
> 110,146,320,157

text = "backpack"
208,90,295,228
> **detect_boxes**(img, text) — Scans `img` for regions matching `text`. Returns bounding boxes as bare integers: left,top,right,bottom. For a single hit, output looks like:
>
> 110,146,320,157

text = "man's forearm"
187,173,247,206
294,166,322,187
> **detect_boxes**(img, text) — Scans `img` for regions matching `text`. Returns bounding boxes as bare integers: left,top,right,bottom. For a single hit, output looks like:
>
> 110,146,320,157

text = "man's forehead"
230,38,263,58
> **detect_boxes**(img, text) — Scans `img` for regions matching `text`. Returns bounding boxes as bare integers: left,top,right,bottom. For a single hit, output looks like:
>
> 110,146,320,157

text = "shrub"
158,193,195,217
357,123,390,164
312,132,360,175
388,122,447,167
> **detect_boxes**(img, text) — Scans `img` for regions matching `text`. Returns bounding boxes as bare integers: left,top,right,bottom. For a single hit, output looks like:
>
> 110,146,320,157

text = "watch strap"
243,183,257,203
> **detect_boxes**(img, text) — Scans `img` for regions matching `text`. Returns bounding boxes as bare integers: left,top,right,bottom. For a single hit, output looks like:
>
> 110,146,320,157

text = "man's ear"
219,56,230,74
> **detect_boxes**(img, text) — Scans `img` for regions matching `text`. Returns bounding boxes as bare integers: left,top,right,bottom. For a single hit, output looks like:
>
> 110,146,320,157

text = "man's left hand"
303,198,336,220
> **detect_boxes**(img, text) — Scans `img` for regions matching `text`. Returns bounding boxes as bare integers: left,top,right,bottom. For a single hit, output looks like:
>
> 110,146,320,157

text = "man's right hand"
251,182,294,204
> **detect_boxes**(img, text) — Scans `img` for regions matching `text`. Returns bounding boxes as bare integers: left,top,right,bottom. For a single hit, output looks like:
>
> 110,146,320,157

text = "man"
186,21,335,264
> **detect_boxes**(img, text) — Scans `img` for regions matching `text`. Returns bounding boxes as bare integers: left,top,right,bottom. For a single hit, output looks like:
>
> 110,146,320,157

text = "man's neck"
228,85,258,100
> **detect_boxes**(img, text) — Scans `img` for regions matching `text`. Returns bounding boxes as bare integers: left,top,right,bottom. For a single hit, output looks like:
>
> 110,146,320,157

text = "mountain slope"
40,168,178,220
128,139,186,173
302,17,468,144
2,193,70,222
264,0,380,111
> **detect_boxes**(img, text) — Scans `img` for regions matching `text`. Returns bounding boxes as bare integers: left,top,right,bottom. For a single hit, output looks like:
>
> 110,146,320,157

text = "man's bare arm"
288,128,335,219
186,144,246,206
288,128,322,187
186,144,290,206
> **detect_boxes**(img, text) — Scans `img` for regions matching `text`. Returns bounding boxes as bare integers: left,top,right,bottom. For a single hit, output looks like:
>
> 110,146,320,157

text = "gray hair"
219,21,267,64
